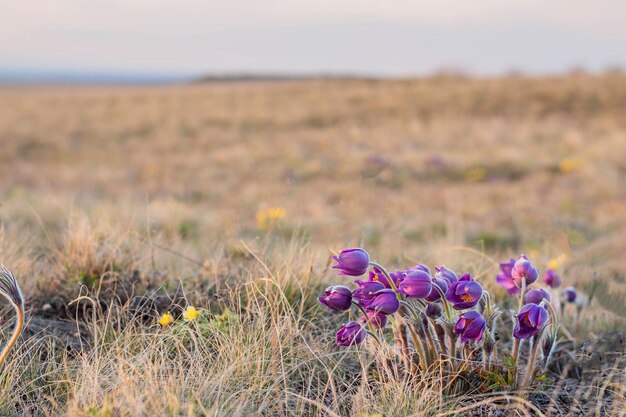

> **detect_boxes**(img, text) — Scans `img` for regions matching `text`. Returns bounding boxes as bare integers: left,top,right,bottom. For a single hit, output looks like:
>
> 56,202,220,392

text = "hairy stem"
0,304,24,368
521,335,541,390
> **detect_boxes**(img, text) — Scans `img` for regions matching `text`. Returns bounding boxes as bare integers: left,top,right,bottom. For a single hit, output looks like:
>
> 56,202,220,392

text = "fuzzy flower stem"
482,290,493,316
405,320,427,372
431,283,453,320
542,301,560,369
0,305,24,368
521,334,542,391
518,277,527,311
353,301,376,334
0,267,25,369
399,301,430,369
511,276,527,385
368,261,399,294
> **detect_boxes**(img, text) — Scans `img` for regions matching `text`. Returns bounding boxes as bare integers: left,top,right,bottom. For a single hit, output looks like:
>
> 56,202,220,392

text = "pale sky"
1,0,625,78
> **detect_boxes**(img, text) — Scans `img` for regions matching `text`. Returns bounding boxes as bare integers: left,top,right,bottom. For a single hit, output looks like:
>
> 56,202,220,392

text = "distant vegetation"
0,73,623,415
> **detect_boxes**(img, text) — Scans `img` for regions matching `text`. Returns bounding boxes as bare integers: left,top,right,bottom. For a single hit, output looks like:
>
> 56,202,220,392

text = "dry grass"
0,73,624,415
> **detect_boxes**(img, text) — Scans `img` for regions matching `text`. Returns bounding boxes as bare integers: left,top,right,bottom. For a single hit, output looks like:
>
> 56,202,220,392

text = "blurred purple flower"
336,321,366,346
397,269,432,299
496,258,519,295
352,280,385,306
563,287,577,303
362,289,400,314
332,248,369,276
362,154,393,178
446,273,483,310
319,285,353,311
543,269,562,288
511,255,539,286
361,310,388,329
453,311,487,342
524,288,551,305
514,303,548,339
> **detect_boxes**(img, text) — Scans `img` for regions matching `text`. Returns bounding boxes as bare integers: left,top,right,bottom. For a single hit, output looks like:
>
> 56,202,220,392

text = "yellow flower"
183,306,199,321
266,207,286,220
464,166,487,182
256,211,268,230
559,157,583,173
256,207,286,230
159,312,174,327
548,254,567,270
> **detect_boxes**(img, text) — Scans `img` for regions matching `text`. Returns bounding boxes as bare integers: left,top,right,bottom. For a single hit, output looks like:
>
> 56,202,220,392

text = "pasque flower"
425,274,449,302
435,265,458,285
511,255,539,286
454,311,487,342
563,287,577,303
332,248,370,276
319,285,353,311
369,266,403,289
336,321,366,346
352,280,385,306
514,303,548,339
362,289,400,314
361,310,388,329
397,268,432,298
524,288,551,305
446,273,483,310
496,258,519,295
543,269,561,288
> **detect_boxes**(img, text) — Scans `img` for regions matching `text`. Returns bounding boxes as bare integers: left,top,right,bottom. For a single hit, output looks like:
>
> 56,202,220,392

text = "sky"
1,0,626,80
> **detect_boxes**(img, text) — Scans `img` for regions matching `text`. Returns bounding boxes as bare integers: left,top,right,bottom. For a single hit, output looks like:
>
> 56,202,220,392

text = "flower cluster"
320,248,579,390
158,306,199,328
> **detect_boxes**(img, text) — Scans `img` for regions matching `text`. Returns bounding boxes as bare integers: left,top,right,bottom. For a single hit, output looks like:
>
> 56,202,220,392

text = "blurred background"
0,1,625,320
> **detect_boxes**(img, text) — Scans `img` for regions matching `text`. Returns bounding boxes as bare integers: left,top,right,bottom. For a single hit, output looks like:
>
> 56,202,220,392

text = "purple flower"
563,287,577,303
361,310,388,329
362,289,400,314
407,264,431,275
332,248,369,276
425,275,449,302
369,267,403,289
524,288,551,305
435,265,458,284
336,321,366,346
318,285,353,311
446,273,483,310
352,280,385,306
543,269,561,288
514,303,549,339
425,303,443,319
397,269,432,299
496,258,519,295
453,311,487,342
511,255,539,286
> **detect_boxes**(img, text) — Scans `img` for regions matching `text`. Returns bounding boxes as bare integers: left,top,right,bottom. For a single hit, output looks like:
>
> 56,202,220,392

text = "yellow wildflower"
256,207,286,230
183,306,199,321
159,312,174,327
548,254,567,270
559,157,583,173
464,166,487,182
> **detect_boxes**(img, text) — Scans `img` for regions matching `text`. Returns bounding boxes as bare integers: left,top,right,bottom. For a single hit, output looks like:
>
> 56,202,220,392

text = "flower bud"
319,285,353,311
332,248,369,276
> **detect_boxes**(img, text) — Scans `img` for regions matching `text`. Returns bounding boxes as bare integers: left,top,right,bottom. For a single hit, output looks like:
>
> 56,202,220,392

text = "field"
0,73,625,416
